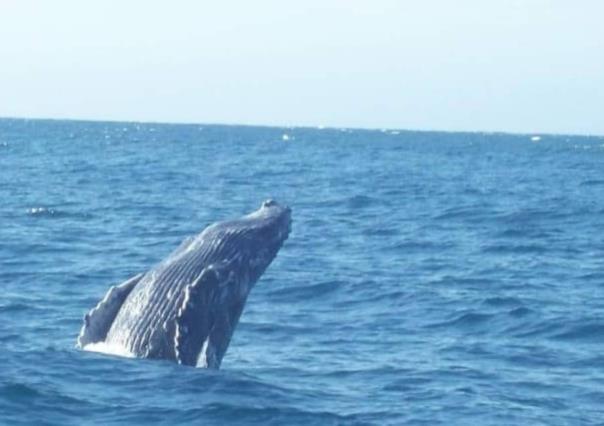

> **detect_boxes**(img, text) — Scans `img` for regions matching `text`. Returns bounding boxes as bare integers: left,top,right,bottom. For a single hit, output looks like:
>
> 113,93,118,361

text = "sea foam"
83,342,136,359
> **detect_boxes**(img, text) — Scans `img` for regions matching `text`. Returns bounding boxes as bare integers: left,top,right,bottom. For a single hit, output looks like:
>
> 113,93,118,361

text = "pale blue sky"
1,1,603,135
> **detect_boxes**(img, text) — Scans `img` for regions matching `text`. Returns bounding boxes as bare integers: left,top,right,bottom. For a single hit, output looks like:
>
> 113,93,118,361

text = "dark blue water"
1,118,603,425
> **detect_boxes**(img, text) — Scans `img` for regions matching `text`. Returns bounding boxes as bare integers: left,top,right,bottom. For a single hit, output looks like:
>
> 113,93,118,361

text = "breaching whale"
77,200,291,368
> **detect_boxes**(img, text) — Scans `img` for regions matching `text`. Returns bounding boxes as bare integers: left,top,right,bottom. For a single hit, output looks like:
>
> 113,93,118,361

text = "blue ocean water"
1,118,603,425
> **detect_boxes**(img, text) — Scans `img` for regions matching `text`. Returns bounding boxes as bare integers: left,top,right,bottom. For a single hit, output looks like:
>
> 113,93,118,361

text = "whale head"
199,199,292,282
236,199,292,281
245,199,292,246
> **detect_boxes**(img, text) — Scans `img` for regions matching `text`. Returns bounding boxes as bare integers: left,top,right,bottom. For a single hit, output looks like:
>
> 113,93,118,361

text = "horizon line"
1,114,602,139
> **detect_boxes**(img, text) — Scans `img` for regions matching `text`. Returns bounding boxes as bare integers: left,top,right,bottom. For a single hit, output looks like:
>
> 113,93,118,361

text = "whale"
77,200,291,368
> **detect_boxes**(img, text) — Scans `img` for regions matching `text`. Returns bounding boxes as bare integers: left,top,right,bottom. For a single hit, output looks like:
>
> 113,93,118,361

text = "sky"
1,1,603,135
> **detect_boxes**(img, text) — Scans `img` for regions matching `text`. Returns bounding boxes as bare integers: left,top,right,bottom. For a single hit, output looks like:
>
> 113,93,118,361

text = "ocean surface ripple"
1,119,603,425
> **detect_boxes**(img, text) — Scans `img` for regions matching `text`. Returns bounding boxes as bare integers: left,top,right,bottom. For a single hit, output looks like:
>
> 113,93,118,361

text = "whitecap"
27,207,55,216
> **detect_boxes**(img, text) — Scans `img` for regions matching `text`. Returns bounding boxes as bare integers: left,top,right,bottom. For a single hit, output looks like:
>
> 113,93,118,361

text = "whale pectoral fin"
205,297,245,369
174,266,223,367
77,273,144,348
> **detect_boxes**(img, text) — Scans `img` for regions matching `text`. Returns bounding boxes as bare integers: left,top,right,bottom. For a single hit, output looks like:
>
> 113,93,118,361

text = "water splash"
83,342,135,359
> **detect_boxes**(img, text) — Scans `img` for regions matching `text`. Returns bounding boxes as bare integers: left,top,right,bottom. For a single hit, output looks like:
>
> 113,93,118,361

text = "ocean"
0,118,603,425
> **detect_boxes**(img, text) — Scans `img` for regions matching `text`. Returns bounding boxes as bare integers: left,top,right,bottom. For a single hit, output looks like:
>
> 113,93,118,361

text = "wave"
267,280,343,300
552,321,604,343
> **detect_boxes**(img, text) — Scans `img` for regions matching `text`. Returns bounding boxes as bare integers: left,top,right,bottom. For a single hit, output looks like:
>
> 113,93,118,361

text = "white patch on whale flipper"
196,337,212,368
